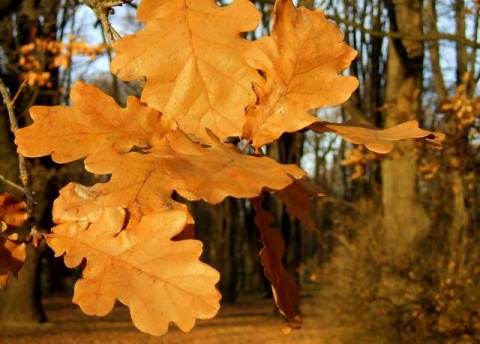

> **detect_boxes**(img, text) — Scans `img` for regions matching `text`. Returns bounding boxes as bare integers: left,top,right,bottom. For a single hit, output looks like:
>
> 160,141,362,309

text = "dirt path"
0,294,344,344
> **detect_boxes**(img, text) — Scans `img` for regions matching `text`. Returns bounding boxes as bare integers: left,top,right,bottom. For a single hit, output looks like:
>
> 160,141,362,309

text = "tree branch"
0,175,24,192
82,0,132,44
326,14,480,49
0,78,39,240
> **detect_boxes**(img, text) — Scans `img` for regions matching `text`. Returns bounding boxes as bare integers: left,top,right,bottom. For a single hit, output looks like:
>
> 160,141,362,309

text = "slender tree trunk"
0,0,61,324
210,199,239,303
0,245,45,324
381,0,430,257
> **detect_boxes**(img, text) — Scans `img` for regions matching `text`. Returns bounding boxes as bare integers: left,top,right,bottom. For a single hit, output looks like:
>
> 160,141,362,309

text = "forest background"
0,0,479,342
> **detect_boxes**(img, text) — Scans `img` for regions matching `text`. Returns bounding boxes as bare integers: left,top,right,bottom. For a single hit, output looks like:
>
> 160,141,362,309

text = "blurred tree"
0,0,73,323
381,0,430,255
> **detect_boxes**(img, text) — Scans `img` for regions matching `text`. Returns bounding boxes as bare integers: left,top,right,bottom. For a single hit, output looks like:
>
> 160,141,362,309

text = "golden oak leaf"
0,237,27,290
15,82,176,163
111,0,261,142
51,130,305,230
242,0,358,147
251,196,302,329
0,193,27,228
309,120,446,154
274,178,323,232
47,208,221,336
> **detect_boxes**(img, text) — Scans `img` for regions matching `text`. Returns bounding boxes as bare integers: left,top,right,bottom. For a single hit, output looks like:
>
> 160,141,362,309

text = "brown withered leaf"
274,178,323,232
0,193,27,228
310,120,446,154
111,0,261,142
0,237,27,290
242,0,358,147
15,82,176,163
47,208,220,336
0,194,27,290
251,196,302,329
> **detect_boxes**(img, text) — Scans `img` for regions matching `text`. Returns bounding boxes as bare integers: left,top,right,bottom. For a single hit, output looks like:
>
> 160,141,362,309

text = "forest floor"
0,290,349,344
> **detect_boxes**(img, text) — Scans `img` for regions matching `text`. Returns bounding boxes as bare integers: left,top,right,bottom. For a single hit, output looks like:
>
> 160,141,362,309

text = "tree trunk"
381,0,430,257
0,0,61,324
0,245,45,324
209,199,239,304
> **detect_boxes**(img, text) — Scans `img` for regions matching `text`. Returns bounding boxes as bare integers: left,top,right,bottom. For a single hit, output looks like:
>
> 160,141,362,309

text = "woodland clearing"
0,292,346,344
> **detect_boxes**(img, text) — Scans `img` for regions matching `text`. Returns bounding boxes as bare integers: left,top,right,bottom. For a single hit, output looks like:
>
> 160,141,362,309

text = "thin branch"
0,175,24,192
98,10,121,44
326,14,480,49
11,80,27,106
82,0,132,45
0,78,39,238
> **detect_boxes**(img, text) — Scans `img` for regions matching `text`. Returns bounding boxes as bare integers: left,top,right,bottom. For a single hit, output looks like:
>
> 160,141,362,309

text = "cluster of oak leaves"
0,0,444,336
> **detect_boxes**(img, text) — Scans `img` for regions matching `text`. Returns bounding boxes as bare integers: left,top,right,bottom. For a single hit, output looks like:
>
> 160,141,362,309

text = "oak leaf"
15,82,176,163
14,82,309,335
51,130,306,224
47,208,220,336
242,0,358,147
0,193,27,290
274,178,323,232
309,120,446,154
111,0,262,142
251,196,302,329
0,193,28,228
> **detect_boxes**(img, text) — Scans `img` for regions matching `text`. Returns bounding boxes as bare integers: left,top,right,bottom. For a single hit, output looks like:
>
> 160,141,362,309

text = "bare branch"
0,175,24,192
326,14,480,49
82,0,132,44
0,78,39,239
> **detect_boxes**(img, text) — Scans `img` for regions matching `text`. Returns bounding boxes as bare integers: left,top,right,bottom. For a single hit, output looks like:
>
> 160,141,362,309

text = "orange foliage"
111,0,261,142
310,120,444,154
47,209,220,335
0,194,27,290
16,81,305,335
13,0,445,336
440,73,480,130
18,37,107,86
242,0,358,147
341,145,379,180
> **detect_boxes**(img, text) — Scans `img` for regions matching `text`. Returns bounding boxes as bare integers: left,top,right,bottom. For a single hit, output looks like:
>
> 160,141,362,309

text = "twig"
82,0,132,45
0,78,39,240
98,10,121,44
0,175,24,192
11,80,27,106
326,14,480,49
